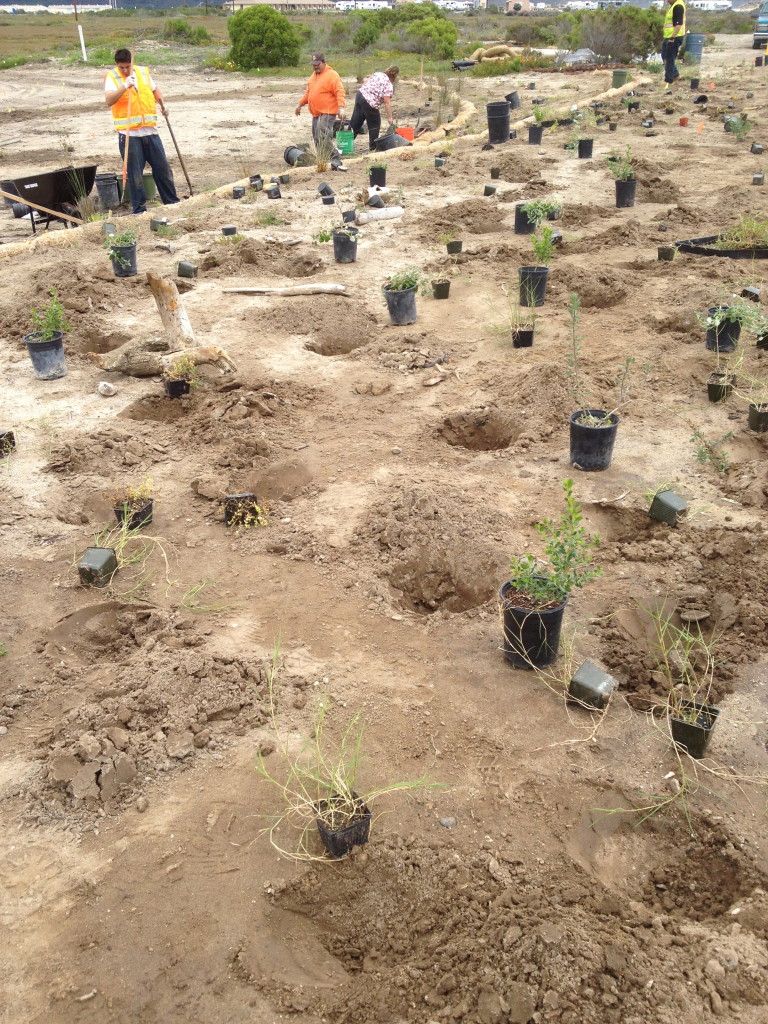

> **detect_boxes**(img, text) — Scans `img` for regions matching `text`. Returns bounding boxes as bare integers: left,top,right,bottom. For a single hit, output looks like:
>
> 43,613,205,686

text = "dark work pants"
118,132,180,215
349,91,382,150
661,37,682,84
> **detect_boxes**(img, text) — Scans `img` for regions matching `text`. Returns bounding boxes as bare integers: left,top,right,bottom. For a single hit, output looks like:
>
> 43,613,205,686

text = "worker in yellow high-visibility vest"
661,0,686,89
104,48,180,215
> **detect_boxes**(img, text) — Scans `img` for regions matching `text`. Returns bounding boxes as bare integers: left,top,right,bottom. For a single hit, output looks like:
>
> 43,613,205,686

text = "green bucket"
611,69,629,89
336,130,354,156
142,172,157,201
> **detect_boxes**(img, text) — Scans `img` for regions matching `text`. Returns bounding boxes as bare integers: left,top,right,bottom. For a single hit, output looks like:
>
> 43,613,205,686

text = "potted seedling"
432,278,451,300
734,370,768,432
697,298,766,353
518,226,554,307
514,198,561,235
110,475,154,531
382,267,426,326
255,648,439,860
606,146,636,208
161,353,200,398
223,493,268,531
367,159,387,188
565,293,624,471
573,109,596,159
707,348,741,403
24,288,70,380
440,230,463,255
500,478,602,669
104,229,138,278
489,282,535,348
648,605,720,759
647,483,688,526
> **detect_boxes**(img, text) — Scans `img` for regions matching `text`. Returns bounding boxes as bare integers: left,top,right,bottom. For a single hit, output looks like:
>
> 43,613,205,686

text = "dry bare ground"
1,34,768,1024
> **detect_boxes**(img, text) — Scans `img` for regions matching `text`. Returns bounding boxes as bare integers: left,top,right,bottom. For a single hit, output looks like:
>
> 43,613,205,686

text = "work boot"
330,160,347,172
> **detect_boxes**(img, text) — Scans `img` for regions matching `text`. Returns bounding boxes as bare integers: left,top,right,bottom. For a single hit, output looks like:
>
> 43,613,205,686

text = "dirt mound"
418,198,507,242
245,296,379,355
258,823,768,1024
199,239,324,278
550,265,629,309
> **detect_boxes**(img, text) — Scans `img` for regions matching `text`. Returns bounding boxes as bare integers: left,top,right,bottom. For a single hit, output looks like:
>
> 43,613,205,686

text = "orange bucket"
395,126,414,141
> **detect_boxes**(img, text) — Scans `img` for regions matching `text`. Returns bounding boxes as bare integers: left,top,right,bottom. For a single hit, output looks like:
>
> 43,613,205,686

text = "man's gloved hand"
124,73,137,90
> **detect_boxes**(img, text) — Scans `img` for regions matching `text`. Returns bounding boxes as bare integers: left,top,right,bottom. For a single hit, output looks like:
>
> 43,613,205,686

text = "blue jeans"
118,132,180,215
661,38,682,84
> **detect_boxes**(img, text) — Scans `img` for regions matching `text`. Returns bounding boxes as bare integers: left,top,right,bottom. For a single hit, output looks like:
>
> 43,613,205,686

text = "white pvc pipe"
355,206,404,225
78,24,87,61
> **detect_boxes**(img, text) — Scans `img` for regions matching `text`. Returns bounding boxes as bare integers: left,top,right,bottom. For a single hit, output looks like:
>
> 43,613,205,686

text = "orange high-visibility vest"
105,65,157,132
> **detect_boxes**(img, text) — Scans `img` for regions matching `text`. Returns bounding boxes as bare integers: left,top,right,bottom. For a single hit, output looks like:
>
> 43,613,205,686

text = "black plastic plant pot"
318,182,334,197
224,492,259,527
266,185,281,199
383,285,417,326
648,489,688,527
748,403,768,432
528,125,544,145
505,90,521,109
490,167,501,180
569,410,619,471
577,138,594,159
315,793,372,859
114,498,153,531
367,194,385,209
342,209,356,224
250,174,263,190
332,228,358,264
150,216,168,232
669,701,719,759
499,582,568,669
705,307,741,352
435,157,445,168
0,430,16,456
486,101,511,145
658,245,675,262
547,208,561,222
322,195,335,206
615,179,637,208
627,101,640,112
110,243,138,278
514,203,536,235
432,279,450,300
518,266,549,307
609,122,618,132
221,225,237,236
446,240,463,255
78,547,118,588
568,660,616,710
690,77,700,90
707,372,734,403
23,331,67,380
484,185,497,197
163,377,191,399
232,187,246,199
178,261,198,279
511,326,534,348
369,167,386,188
284,145,303,166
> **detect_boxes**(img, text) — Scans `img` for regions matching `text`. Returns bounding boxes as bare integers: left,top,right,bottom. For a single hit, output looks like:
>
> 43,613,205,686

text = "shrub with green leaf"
228,6,300,70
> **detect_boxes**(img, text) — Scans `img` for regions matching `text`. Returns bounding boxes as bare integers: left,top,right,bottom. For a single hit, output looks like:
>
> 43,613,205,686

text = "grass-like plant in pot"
518,226,554,307
382,266,426,326
500,478,602,669
565,292,626,471
109,475,154,531
24,288,71,381
367,158,387,188
733,367,768,432
606,145,636,208
489,282,535,348
161,353,200,398
646,604,720,759
256,648,440,861
712,214,768,253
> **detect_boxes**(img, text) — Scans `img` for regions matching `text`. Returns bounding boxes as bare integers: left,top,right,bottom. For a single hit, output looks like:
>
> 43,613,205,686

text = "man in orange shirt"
295,52,347,171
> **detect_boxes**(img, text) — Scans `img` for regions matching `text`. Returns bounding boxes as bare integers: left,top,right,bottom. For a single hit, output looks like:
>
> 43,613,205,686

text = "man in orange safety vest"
104,48,180,215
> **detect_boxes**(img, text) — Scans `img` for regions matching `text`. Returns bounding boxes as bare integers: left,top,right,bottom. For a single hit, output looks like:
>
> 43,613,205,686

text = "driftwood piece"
221,284,348,296
146,271,196,349
86,343,236,377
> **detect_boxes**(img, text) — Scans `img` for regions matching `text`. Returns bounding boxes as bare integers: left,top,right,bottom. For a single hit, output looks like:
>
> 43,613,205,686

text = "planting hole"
439,409,518,451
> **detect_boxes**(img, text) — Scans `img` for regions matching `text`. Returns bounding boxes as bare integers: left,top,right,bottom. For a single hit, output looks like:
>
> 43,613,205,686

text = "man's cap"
311,52,326,64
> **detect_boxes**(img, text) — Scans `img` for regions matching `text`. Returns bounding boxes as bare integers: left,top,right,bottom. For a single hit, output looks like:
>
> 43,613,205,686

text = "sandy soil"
1,34,768,1024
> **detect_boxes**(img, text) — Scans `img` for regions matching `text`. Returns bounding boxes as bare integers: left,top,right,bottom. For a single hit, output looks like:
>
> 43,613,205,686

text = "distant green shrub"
162,18,212,45
228,6,300,69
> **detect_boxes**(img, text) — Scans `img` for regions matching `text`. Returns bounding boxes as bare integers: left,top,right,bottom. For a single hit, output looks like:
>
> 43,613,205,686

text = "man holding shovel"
104,48,180,215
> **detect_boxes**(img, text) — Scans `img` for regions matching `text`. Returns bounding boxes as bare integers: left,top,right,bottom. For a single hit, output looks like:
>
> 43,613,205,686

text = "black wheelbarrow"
1,164,97,234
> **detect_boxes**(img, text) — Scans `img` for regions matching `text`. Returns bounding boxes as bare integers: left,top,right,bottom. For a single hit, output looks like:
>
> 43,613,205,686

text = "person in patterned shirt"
349,65,399,150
